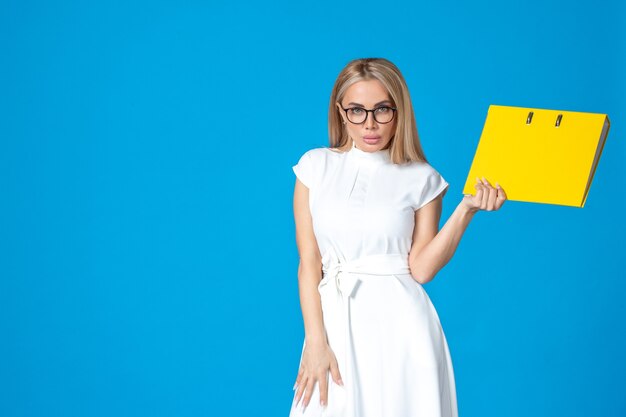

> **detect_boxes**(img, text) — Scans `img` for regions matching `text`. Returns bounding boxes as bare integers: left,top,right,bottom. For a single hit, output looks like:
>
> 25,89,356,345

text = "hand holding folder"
463,105,611,208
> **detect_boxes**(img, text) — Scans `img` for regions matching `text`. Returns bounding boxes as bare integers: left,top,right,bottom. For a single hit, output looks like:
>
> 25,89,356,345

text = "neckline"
349,140,390,164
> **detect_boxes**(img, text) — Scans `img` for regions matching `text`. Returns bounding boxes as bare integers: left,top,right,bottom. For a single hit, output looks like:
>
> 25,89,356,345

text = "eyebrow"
346,100,393,107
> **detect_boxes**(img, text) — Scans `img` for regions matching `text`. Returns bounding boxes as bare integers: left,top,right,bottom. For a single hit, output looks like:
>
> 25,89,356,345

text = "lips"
363,136,382,144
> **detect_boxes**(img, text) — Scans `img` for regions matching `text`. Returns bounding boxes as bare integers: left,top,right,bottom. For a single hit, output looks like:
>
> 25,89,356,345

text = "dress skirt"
288,252,458,417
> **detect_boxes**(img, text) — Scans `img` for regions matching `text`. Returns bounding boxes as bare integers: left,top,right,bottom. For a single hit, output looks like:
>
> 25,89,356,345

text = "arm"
292,178,343,410
292,179,326,346
408,177,507,284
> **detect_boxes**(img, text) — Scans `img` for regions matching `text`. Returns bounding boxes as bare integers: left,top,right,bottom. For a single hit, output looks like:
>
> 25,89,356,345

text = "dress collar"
349,140,391,164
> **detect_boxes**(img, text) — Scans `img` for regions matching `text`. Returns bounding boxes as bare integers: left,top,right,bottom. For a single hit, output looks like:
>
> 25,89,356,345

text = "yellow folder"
463,105,611,208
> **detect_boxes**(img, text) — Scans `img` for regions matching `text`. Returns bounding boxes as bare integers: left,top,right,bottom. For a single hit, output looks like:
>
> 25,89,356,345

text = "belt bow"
319,247,412,299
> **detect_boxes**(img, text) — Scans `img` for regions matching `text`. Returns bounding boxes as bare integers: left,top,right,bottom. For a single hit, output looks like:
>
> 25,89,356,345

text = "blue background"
1,0,625,416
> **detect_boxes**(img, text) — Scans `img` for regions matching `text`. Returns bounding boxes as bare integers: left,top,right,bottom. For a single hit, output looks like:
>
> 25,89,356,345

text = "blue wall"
1,1,624,416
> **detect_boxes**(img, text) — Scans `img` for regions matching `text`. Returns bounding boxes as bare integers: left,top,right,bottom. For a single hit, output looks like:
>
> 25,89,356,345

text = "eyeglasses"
340,105,397,124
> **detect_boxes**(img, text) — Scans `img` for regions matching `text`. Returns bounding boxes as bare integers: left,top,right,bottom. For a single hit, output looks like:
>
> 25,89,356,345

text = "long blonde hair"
328,58,428,164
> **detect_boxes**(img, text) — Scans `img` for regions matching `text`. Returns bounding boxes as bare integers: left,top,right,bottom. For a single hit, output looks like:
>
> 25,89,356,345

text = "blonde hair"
328,58,428,164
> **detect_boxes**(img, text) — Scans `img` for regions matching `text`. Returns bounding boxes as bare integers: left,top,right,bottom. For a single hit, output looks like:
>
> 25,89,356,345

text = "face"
336,79,397,152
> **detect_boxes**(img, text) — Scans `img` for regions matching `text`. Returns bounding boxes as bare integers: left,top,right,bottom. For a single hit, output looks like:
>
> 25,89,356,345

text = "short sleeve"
413,170,449,211
292,150,314,188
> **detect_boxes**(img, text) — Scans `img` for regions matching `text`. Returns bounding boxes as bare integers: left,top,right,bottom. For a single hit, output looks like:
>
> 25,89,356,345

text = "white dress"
289,141,458,417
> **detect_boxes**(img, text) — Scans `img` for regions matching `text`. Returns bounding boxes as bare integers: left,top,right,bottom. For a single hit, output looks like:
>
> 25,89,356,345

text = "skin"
292,79,507,411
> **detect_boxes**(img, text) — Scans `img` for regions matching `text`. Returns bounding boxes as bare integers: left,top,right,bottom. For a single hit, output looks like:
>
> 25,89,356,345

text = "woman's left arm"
408,177,507,284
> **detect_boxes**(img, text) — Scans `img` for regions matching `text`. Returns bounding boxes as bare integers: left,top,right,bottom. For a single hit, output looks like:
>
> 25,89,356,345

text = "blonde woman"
289,58,507,417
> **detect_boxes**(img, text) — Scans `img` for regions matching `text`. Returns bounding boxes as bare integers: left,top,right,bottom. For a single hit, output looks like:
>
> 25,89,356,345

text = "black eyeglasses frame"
340,106,397,125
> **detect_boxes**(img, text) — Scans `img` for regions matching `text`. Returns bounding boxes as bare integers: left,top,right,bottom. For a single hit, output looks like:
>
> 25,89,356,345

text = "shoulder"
394,160,443,179
395,160,449,206
300,146,343,158
293,147,343,189
296,146,344,166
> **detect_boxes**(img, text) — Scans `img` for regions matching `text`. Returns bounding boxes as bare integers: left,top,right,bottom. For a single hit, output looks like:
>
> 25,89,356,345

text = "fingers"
294,357,344,410
293,370,318,410
293,378,312,410
474,178,484,204
479,178,490,208
495,182,507,210
318,370,328,408
295,366,304,388
481,177,497,210
302,377,315,409
329,357,344,387
293,370,307,408
475,177,506,211
322,355,344,407
319,354,343,408
293,367,304,404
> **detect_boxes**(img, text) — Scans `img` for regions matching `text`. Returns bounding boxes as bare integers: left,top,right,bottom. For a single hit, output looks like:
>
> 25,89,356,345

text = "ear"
335,101,347,124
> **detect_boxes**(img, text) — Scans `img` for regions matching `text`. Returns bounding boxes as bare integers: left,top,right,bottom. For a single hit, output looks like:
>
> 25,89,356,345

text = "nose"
364,111,377,129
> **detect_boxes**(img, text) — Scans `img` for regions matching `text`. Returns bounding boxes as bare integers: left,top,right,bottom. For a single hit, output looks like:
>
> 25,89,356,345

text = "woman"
289,58,506,417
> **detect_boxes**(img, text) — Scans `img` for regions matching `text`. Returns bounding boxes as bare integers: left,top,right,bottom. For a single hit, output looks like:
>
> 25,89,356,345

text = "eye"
374,106,391,114
348,107,365,115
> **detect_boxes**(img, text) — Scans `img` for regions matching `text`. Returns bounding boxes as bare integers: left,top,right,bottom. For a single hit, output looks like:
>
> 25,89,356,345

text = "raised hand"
461,177,507,213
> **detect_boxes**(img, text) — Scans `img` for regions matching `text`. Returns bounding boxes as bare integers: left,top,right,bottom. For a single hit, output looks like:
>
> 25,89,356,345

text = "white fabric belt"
320,248,411,299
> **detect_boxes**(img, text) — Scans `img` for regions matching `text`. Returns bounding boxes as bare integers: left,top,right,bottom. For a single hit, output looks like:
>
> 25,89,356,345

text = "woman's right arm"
292,178,343,411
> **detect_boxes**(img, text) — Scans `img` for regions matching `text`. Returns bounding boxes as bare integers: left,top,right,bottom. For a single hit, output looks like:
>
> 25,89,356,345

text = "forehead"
342,79,391,104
